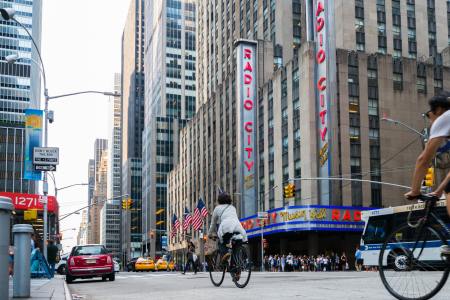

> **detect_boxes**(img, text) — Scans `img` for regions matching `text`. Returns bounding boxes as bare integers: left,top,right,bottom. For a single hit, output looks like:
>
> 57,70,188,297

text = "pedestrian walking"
47,240,58,277
281,255,286,272
341,252,348,271
355,246,363,271
182,240,197,275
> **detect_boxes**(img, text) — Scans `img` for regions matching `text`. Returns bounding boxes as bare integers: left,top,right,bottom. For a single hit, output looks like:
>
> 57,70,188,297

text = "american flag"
192,198,208,231
183,207,192,231
171,214,180,237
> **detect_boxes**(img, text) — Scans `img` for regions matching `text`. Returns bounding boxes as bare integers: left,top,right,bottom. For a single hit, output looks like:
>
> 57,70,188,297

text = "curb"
63,278,72,300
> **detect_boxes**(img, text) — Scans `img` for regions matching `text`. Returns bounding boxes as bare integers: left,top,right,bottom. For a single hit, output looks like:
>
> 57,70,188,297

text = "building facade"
142,0,196,258
77,209,88,245
100,73,123,257
168,0,450,263
87,139,108,244
121,0,145,261
0,0,42,193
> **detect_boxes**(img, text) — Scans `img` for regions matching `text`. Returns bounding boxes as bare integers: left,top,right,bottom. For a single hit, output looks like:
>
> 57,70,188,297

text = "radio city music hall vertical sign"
315,0,331,204
236,39,257,217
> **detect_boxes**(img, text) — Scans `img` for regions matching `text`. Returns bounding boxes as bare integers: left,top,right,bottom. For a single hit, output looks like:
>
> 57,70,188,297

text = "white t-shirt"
429,110,450,140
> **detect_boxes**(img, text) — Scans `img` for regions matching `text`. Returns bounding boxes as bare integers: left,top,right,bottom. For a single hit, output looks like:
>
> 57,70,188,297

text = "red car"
66,244,115,283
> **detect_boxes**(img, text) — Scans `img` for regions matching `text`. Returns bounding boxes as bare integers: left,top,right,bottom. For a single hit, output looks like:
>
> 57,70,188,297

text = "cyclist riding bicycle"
208,192,247,262
404,92,450,254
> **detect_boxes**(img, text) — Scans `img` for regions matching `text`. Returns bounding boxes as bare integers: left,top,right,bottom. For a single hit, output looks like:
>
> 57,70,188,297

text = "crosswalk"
115,271,213,280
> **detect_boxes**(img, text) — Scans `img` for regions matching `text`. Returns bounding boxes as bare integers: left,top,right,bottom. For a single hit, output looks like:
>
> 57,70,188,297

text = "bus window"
363,215,392,244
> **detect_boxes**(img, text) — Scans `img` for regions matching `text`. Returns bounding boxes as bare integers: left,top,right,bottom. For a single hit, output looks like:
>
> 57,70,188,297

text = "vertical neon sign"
315,0,330,204
236,39,257,217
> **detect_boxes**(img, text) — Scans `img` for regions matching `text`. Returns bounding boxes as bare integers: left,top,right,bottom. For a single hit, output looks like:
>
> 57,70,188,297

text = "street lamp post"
1,8,120,259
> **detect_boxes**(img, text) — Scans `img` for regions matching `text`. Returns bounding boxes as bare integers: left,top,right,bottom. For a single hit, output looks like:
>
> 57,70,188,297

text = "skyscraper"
142,0,196,257
87,139,107,244
121,0,145,261
167,0,450,259
102,73,122,257
0,0,42,193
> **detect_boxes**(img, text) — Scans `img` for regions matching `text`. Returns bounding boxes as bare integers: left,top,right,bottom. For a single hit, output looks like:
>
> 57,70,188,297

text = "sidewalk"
8,275,71,300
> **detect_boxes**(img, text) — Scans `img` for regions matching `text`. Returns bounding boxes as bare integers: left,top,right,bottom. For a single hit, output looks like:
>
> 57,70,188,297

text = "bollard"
13,224,33,298
0,197,13,300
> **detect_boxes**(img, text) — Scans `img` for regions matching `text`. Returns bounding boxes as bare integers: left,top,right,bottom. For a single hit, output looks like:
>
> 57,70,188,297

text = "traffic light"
122,199,128,210
424,167,435,187
283,183,295,199
127,198,133,209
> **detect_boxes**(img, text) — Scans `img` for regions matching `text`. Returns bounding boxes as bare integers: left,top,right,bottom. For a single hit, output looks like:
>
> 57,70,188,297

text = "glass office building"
0,0,42,193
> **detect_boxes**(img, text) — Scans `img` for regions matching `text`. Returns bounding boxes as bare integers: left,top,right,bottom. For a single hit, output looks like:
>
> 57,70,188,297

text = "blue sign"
24,109,43,180
161,235,167,249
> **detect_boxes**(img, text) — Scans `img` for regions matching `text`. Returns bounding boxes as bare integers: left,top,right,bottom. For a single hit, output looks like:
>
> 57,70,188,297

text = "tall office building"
121,0,145,261
87,139,108,244
0,0,42,193
168,0,450,260
101,73,123,257
77,209,88,245
142,0,196,257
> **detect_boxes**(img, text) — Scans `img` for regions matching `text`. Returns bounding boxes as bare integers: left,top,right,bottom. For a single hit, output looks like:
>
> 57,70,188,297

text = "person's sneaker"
221,249,232,264
441,245,450,255
233,271,241,282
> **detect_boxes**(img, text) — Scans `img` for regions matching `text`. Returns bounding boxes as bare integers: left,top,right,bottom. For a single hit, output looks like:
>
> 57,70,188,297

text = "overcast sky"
42,0,130,252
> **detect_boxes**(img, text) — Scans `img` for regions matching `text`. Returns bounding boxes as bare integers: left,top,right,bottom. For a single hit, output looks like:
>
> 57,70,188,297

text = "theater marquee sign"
236,39,258,217
240,205,371,238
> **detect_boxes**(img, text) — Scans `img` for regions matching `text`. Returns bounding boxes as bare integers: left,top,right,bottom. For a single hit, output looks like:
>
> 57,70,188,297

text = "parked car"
134,257,155,272
56,253,69,275
66,244,115,284
126,257,139,272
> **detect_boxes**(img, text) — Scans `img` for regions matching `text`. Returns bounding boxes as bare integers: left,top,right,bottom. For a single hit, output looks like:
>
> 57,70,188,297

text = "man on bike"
208,192,247,262
405,92,450,254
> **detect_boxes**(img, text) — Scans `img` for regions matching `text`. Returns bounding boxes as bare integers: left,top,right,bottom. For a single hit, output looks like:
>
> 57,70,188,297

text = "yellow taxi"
134,257,155,272
168,261,175,271
155,258,169,271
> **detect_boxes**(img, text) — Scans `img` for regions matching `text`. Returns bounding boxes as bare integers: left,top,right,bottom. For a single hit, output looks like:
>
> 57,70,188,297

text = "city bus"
360,199,449,266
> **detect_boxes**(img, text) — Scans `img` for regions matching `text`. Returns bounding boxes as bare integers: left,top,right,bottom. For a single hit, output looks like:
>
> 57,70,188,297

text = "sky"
41,0,131,253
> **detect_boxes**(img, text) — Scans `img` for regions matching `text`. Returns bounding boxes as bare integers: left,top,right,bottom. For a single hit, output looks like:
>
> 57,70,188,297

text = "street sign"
161,235,167,249
257,211,268,219
33,147,59,165
34,165,56,171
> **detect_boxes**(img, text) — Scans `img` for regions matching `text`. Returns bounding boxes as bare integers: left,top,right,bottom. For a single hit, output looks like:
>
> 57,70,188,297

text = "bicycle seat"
417,194,440,202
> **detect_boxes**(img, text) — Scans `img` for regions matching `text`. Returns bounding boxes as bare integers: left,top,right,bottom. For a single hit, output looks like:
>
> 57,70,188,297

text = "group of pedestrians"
264,252,350,272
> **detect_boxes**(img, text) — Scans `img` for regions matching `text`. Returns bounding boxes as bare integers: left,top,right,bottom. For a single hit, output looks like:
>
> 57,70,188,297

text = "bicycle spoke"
379,223,449,300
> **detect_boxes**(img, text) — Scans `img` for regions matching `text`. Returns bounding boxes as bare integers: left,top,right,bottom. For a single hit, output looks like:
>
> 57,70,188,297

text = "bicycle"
378,194,450,300
206,234,252,288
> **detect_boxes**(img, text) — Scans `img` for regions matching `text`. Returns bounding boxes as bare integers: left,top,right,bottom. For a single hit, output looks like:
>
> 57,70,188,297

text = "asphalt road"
68,271,450,300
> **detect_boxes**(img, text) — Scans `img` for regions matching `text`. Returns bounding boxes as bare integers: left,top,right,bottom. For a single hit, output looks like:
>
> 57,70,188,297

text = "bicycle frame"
407,200,450,262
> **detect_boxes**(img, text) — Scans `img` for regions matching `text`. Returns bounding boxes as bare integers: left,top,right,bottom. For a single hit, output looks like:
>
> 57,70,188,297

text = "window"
368,100,379,116
417,77,426,93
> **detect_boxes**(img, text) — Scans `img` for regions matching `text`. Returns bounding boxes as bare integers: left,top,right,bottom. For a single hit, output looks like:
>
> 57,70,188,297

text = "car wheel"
109,273,115,281
66,274,73,284
102,276,107,281
57,265,66,275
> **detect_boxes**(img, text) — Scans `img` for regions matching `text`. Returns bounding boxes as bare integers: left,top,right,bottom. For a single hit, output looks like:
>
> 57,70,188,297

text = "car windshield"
71,245,107,256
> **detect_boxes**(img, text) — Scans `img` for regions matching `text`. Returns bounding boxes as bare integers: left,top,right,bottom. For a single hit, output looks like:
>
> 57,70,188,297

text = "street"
68,271,450,300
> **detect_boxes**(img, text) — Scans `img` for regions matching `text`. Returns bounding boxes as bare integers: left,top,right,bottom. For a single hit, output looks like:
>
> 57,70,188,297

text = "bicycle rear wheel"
207,251,226,287
379,223,450,300
231,244,252,288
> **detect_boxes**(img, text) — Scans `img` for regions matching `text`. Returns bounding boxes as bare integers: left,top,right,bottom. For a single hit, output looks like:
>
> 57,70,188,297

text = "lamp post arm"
59,194,129,221
382,118,425,138
48,91,120,100
57,183,89,192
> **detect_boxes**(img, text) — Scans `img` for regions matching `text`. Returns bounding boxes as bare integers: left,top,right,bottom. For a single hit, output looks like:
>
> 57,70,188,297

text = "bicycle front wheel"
231,244,252,288
379,223,449,300
207,251,226,287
